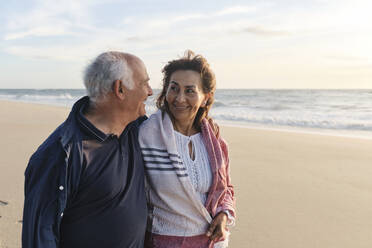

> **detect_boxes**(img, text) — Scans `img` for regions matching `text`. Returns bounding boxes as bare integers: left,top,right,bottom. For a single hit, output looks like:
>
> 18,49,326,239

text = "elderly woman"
139,51,235,248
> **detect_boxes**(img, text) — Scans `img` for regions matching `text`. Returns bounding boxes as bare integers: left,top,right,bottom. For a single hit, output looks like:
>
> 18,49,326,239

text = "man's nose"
147,85,153,96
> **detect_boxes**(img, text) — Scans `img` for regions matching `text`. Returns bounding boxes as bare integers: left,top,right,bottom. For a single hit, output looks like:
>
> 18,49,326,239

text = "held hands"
206,211,228,241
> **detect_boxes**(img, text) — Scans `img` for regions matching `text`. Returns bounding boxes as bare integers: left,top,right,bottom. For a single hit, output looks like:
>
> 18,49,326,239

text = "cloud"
172,14,205,22
0,1,295,67
125,35,157,43
3,0,97,40
4,26,73,40
325,55,369,62
2,2,261,46
215,6,257,16
4,45,87,61
171,5,257,21
2,31,159,62
237,26,291,37
141,4,258,30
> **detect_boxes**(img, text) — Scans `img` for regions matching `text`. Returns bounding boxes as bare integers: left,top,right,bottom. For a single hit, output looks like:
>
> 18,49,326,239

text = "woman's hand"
206,212,228,241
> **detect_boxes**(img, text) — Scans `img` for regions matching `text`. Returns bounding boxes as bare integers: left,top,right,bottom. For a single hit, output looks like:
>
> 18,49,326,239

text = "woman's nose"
175,92,186,102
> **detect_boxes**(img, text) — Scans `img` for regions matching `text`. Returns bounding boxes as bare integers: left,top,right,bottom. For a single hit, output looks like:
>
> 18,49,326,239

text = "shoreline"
1,99,371,141
217,120,372,140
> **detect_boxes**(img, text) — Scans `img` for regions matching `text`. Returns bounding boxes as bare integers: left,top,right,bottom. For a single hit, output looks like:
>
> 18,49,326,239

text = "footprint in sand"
0,200,9,206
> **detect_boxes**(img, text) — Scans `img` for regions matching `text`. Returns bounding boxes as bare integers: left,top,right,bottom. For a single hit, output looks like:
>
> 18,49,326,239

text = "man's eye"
186,89,195,94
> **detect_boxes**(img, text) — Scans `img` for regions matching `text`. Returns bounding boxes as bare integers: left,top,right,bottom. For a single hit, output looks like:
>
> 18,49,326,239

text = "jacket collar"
60,96,90,148
60,96,148,148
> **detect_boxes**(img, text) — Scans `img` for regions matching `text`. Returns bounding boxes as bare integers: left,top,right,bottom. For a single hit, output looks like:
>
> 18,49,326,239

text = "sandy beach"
1,100,372,248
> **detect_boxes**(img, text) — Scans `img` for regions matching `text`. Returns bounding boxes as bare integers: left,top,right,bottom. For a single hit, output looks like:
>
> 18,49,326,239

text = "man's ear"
113,80,125,100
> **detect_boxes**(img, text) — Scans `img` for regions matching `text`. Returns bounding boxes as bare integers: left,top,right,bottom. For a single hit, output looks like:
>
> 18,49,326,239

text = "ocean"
1,89,371,138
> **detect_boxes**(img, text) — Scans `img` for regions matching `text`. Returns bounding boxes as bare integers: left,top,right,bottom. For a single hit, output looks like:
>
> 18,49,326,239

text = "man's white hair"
83,51,134,102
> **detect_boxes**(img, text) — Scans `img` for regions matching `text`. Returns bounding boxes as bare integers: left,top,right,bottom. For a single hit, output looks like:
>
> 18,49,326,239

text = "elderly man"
22,52,153,248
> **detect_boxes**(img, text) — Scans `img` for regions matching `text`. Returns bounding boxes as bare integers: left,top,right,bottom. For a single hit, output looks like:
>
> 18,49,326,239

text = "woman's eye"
170,85,177,91
186,89,195,94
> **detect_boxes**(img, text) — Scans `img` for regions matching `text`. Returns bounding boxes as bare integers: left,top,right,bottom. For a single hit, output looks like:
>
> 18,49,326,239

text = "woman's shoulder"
140,110,163,129
201,118,229,153
201,118,221,139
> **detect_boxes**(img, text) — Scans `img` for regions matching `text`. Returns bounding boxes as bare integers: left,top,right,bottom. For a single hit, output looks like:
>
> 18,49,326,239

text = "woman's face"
165,70,209,127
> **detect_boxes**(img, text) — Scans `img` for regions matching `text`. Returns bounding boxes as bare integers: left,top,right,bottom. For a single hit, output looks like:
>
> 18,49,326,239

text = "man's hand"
206,212,228,241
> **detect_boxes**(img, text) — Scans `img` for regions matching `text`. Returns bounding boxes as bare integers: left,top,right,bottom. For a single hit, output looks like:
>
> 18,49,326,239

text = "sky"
0,0,371,89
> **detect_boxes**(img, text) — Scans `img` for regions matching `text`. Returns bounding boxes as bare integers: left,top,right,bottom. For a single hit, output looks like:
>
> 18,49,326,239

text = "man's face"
123,59,153,117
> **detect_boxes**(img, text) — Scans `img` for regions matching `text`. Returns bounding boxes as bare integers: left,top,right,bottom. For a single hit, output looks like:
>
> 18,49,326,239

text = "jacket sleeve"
22,144,66,248
215,138,236,224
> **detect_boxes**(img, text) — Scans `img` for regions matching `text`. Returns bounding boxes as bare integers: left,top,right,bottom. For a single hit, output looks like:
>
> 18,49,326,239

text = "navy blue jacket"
22,96,146,248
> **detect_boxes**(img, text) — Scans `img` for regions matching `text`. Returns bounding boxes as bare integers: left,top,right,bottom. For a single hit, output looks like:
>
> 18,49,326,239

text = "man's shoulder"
29,122,67,160
25,122,68,179
33,97,88,156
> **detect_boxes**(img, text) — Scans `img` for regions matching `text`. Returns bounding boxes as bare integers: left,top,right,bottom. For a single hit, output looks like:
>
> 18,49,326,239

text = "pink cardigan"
201,119,236,218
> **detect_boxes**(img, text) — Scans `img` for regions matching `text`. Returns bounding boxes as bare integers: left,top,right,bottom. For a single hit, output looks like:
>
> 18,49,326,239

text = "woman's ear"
203,93,212,107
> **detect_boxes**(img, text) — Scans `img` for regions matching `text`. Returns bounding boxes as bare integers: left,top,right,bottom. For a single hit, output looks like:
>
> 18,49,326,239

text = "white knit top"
174,131,213,205
143,130,214,236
